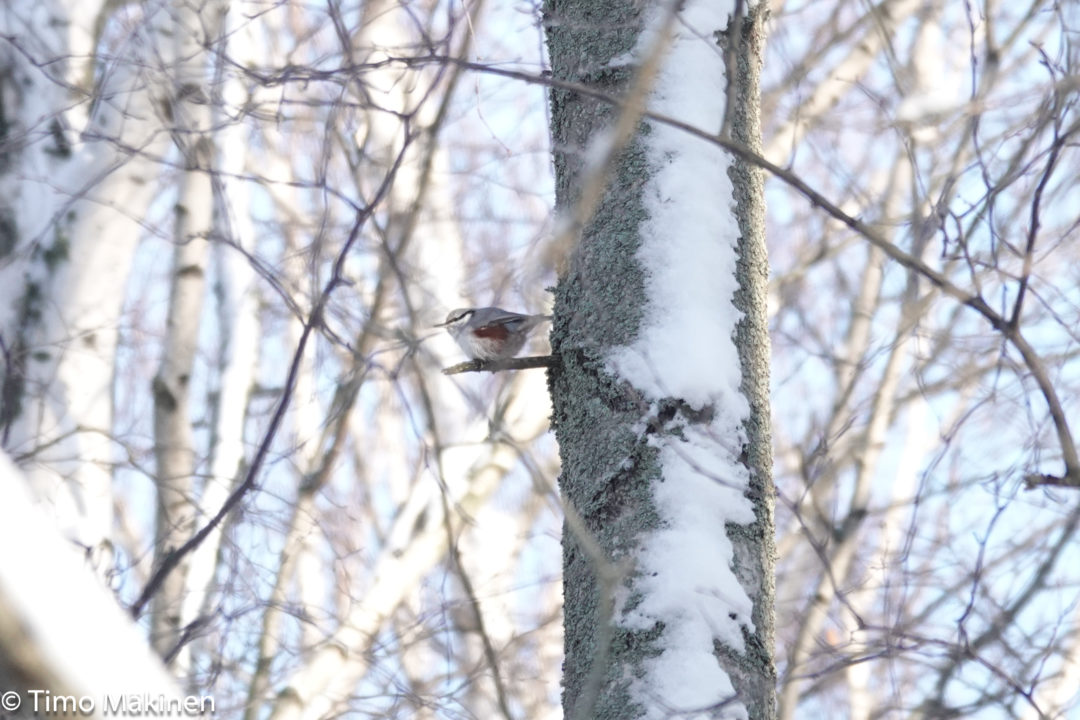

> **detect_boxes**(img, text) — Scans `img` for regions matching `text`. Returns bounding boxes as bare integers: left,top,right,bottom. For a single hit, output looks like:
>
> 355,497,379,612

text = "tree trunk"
148,0,224,666
1,0,185,574
546,0,775,717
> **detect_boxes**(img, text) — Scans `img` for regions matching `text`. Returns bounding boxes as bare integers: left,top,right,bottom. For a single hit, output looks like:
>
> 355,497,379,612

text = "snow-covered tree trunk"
546,0,775,717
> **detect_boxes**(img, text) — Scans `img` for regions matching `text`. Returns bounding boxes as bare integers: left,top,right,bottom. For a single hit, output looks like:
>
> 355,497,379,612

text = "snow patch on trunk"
607,0,755,717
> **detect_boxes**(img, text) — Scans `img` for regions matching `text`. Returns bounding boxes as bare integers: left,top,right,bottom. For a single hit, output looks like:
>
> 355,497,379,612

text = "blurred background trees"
1,0,1078,717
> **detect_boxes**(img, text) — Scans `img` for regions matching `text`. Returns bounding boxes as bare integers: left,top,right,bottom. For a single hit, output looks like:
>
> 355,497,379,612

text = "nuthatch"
436,307,552,361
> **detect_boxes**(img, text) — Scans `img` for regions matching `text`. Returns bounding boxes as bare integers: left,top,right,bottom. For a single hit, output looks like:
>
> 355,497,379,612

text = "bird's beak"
434,320,449,328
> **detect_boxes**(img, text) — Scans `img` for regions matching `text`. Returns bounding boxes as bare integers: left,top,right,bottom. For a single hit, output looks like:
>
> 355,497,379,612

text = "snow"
619,423,757,718
0,453,183,707
605,0,758,717
607,0,745,414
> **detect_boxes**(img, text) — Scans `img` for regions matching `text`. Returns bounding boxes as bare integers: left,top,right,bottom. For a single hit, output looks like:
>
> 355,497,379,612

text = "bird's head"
436,308,475,331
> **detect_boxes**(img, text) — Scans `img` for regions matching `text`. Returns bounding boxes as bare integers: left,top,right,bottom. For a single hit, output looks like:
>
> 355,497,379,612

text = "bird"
436,306,552,361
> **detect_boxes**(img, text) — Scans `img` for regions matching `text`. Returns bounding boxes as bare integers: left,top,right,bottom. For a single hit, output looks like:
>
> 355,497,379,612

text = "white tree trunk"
147,0,226,666
2,0,184,573
177,25,264,673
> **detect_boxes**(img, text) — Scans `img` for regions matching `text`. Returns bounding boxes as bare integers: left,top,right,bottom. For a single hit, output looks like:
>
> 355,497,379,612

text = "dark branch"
442,355,557,375
1025,473,1080,490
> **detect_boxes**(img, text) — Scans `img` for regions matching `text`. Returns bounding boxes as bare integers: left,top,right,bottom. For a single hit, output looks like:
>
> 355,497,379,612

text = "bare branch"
442,355,557,375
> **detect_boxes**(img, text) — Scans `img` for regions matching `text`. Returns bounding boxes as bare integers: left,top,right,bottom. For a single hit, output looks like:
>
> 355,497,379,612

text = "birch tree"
1,0,190,575
545,0,775,717
0,0,226,709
